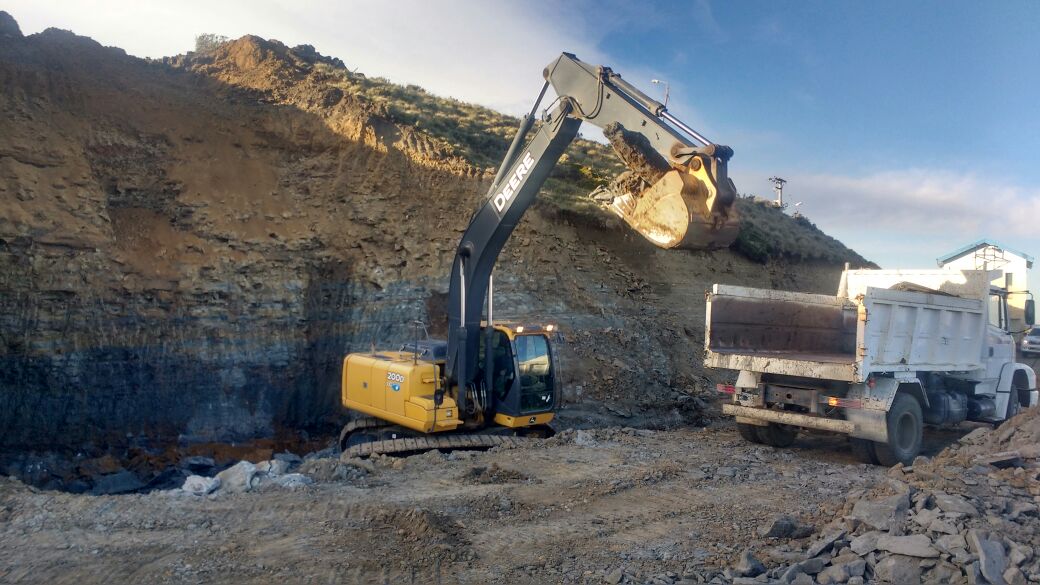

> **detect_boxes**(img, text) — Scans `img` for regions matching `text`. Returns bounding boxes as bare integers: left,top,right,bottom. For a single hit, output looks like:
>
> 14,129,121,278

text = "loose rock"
815,563,848,585
272,473,313,489
967,530,1008,585
876,534,939,558
733,550,765,578
182,475,221,496
805,527,846,559
850,531,881,556
932,492,978,516
874,555,922,583
849,493,909,531
1003,566,1027,585
760,515,812,539
215,461,257,494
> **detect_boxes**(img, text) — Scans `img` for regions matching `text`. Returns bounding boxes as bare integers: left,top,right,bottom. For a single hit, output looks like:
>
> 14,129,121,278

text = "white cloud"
737,168,1040,270
791,169,1040,237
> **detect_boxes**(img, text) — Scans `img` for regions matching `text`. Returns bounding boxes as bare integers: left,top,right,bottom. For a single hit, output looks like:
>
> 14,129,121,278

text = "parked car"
1021,326,1040,356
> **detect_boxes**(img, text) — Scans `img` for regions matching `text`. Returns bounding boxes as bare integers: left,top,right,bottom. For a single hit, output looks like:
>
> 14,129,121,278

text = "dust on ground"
0,422,891,584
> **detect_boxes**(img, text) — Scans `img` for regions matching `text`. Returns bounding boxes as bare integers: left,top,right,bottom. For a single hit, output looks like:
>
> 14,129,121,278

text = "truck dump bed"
705,279,987,383
706,286,860,381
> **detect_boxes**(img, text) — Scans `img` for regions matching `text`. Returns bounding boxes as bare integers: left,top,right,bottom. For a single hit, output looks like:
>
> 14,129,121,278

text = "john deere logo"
493,151,535,215
529,416,537,424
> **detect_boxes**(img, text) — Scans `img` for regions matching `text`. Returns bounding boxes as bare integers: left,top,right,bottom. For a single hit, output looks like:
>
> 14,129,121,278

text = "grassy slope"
281,47,870,266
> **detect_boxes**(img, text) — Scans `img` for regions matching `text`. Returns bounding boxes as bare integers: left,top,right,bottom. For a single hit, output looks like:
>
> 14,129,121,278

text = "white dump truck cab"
705,269,1037,466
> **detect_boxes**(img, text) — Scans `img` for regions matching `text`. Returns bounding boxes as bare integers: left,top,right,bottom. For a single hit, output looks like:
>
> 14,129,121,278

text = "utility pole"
650,79,670,107
768,176,787,207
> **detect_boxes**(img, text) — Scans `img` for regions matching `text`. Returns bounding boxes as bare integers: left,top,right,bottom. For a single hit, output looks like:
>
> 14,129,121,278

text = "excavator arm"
446,52,739,411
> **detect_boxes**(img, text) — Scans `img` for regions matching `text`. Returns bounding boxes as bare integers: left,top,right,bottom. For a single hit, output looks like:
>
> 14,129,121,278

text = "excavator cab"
476,323,557,429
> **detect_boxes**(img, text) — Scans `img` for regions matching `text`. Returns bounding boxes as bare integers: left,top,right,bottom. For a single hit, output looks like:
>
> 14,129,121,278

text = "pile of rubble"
176,453,314,496
733,410,1040,584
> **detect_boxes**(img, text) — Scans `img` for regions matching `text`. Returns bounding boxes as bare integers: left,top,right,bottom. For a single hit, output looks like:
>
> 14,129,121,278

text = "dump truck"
705,268,1038,465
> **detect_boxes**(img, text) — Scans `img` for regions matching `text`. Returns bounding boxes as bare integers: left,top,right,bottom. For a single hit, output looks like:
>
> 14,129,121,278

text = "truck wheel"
849,438,879,464
873,393,923,466
756,423,798,447
737,423,765,444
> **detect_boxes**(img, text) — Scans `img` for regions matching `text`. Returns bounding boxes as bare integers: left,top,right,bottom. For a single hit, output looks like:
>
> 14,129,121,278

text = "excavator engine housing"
342,352,461,434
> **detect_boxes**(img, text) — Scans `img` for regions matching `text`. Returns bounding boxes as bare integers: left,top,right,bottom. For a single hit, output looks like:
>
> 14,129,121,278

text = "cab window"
513,334,554,413
989,294,1008,330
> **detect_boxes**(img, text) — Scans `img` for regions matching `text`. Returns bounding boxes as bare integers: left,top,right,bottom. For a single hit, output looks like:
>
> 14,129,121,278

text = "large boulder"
215,461,257,493
182,475,221,496
272,473,314,489
256,459,292,476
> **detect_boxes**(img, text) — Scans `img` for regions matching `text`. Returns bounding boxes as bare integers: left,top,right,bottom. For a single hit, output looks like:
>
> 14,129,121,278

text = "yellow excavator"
339,52,739,456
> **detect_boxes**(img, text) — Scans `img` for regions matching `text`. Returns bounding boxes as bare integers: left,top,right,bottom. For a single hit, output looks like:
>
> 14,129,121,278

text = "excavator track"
342,434,533,459
339,417,397,451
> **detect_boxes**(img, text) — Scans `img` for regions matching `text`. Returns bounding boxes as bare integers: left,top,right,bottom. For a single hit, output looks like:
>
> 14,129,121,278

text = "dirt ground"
0,415,978,585
1,15,1036,585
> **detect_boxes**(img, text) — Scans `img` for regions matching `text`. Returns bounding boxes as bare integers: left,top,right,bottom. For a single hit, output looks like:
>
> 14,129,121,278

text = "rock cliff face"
0,16,865,451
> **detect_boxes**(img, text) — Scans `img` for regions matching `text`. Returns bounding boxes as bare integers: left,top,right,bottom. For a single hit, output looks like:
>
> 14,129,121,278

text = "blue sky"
7,0,1040,287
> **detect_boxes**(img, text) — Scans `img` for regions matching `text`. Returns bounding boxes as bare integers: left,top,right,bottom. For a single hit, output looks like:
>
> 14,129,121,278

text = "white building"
937,239,1034,331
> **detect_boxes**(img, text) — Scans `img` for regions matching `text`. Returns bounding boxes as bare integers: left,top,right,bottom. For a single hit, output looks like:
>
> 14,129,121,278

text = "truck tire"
849,438,879,465
873,393,923,466
755,423,798,447
737,423,765,444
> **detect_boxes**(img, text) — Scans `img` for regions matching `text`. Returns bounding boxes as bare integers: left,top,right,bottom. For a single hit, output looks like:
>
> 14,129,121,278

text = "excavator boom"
447,52,739,400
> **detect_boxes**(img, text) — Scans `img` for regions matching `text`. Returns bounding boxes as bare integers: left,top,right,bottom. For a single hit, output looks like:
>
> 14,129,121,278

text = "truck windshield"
513,334,554,413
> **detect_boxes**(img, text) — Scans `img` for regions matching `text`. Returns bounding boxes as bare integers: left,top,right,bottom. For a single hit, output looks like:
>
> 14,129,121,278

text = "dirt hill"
0,13,871,456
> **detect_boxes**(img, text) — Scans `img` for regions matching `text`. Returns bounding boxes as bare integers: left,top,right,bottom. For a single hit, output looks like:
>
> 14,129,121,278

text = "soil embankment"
1,13,866,475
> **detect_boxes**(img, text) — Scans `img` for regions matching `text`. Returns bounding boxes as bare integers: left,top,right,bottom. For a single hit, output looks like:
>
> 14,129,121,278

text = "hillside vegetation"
190,34,870,266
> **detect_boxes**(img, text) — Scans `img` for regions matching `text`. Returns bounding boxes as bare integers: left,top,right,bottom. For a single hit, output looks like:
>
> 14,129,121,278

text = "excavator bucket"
603,167,739,250
595,121,740,250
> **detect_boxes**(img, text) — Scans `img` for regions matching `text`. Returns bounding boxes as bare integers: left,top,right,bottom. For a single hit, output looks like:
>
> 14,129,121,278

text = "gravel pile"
732,411,1040,584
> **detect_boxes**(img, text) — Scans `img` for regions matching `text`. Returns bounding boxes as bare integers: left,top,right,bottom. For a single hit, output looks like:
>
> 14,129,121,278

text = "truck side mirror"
1026,299,1035,326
